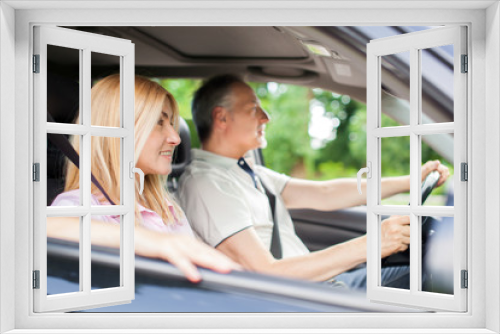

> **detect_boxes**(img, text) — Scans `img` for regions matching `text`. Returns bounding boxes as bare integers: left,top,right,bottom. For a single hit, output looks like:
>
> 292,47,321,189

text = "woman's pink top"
51,189,194,236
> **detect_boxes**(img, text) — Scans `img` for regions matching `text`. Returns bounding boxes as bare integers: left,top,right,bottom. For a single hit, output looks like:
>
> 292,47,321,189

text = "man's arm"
281,176,408,211
216,215,410,281
281,160,449,211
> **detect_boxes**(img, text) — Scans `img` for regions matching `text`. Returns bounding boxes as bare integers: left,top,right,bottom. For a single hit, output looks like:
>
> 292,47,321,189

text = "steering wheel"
420,170,441,226
382,170,441,266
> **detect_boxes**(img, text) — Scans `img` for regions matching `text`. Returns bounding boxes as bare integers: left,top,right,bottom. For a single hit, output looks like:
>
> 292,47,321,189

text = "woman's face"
136,99,181,176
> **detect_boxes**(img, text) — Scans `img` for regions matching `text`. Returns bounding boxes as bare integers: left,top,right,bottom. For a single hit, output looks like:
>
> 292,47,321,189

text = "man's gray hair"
191,74,246,143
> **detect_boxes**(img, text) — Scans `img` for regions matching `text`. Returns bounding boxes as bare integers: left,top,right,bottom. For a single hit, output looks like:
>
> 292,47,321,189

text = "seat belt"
46,113,116,205
237,157,282,259
260,181,283,260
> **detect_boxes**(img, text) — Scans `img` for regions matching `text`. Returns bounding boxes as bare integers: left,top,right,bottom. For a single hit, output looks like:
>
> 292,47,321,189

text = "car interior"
48,25,398,252
45,25,455,311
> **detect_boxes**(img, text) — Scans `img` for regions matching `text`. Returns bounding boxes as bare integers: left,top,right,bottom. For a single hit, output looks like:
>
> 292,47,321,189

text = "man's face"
225,82,270,154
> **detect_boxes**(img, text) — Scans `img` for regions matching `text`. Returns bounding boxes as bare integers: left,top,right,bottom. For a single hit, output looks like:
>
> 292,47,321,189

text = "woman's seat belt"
46,113,116,205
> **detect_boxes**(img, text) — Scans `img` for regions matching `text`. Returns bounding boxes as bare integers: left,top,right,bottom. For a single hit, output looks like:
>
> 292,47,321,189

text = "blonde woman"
48,74,238,282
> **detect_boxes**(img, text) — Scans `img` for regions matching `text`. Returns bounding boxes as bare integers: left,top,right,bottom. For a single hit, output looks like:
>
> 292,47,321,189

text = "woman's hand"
48,217,241,283
134,226,242,283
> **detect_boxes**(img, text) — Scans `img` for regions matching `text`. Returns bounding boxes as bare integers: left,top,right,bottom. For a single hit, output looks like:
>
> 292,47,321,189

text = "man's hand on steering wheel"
421,160,450,187
380,215,411,258
381,161,449,262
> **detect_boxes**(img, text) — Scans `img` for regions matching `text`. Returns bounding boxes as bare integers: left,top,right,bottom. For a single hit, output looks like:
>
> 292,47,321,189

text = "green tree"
157,78,201,120
157,78,452,187
157,78,202,148
313,89,365,178
249,82,315,176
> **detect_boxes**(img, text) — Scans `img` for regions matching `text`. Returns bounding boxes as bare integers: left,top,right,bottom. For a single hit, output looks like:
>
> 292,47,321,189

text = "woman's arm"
47,217,240,282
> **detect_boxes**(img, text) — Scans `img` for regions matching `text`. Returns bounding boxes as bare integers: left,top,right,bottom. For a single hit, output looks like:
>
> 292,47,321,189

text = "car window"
162,78,453,205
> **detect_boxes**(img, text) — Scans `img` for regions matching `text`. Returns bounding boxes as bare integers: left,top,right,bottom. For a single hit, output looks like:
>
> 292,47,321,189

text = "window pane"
420,45,454,124
380,215,410,290
380,51,410,127
91,215,121,290
47,216,81,295
421,134,454,207
91,52,121,127
421,215,454,295
47,44,81,125
380,136,410,205
47,134,81,206
91,136,121,205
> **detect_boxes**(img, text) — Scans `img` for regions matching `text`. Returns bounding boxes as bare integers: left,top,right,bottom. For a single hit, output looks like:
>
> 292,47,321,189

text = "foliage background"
158,79,453,201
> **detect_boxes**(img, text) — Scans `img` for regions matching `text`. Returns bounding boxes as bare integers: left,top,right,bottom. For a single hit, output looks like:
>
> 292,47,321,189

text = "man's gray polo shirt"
178,149,310,258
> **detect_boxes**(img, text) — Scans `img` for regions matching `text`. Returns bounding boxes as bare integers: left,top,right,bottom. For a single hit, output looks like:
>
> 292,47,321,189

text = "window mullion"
45,123,129,137
121,49,135,293
409,47,421,294
81,48,92,294
413,123,454,135
372,205,455,217
33,27,49,307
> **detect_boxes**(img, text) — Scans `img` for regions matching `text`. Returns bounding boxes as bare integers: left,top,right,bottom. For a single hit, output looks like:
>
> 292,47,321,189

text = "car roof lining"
55,25,453,158
68,26,365,90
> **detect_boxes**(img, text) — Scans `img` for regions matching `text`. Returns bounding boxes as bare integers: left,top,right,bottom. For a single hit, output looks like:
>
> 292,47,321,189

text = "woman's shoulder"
138,197,193,236
138,197,187,225
51,189,102,206
51,189,80,206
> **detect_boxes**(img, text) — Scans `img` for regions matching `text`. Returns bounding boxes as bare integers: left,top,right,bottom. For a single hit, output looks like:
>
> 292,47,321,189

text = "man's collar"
191,148,239,169
192,148,256,170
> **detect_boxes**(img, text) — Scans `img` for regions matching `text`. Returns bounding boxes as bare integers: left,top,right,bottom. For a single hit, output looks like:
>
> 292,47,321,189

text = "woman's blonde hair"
64,74,183,225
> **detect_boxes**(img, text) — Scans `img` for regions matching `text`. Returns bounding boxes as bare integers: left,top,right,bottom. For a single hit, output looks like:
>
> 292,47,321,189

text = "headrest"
47,73,79,124
170,117,192,178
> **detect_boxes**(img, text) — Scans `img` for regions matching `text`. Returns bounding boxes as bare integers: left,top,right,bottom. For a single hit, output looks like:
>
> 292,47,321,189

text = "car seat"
46,73,80,205
167,117,192,193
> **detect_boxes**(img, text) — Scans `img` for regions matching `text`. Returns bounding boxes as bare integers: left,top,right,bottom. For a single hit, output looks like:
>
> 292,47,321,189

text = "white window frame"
1,2,498,333
32,25,136,313
366,26,468,312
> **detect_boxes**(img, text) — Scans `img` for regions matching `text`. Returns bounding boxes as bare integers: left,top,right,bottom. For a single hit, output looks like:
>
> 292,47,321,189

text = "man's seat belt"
261,181,283,259
237,157,282,259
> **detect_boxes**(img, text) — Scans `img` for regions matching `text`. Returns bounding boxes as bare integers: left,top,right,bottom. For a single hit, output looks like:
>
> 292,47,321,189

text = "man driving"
178,74,449,290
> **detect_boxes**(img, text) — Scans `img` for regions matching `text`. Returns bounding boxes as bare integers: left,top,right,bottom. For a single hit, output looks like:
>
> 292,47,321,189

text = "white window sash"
4,6,491,332
366,25,468,312
33,25,136,313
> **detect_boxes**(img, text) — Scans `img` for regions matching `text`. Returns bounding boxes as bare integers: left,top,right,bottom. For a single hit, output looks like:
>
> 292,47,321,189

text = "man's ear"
212,106,228,130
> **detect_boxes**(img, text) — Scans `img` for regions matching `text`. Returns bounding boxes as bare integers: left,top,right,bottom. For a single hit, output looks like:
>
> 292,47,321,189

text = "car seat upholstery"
46,73,80,205
167,117,192,192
